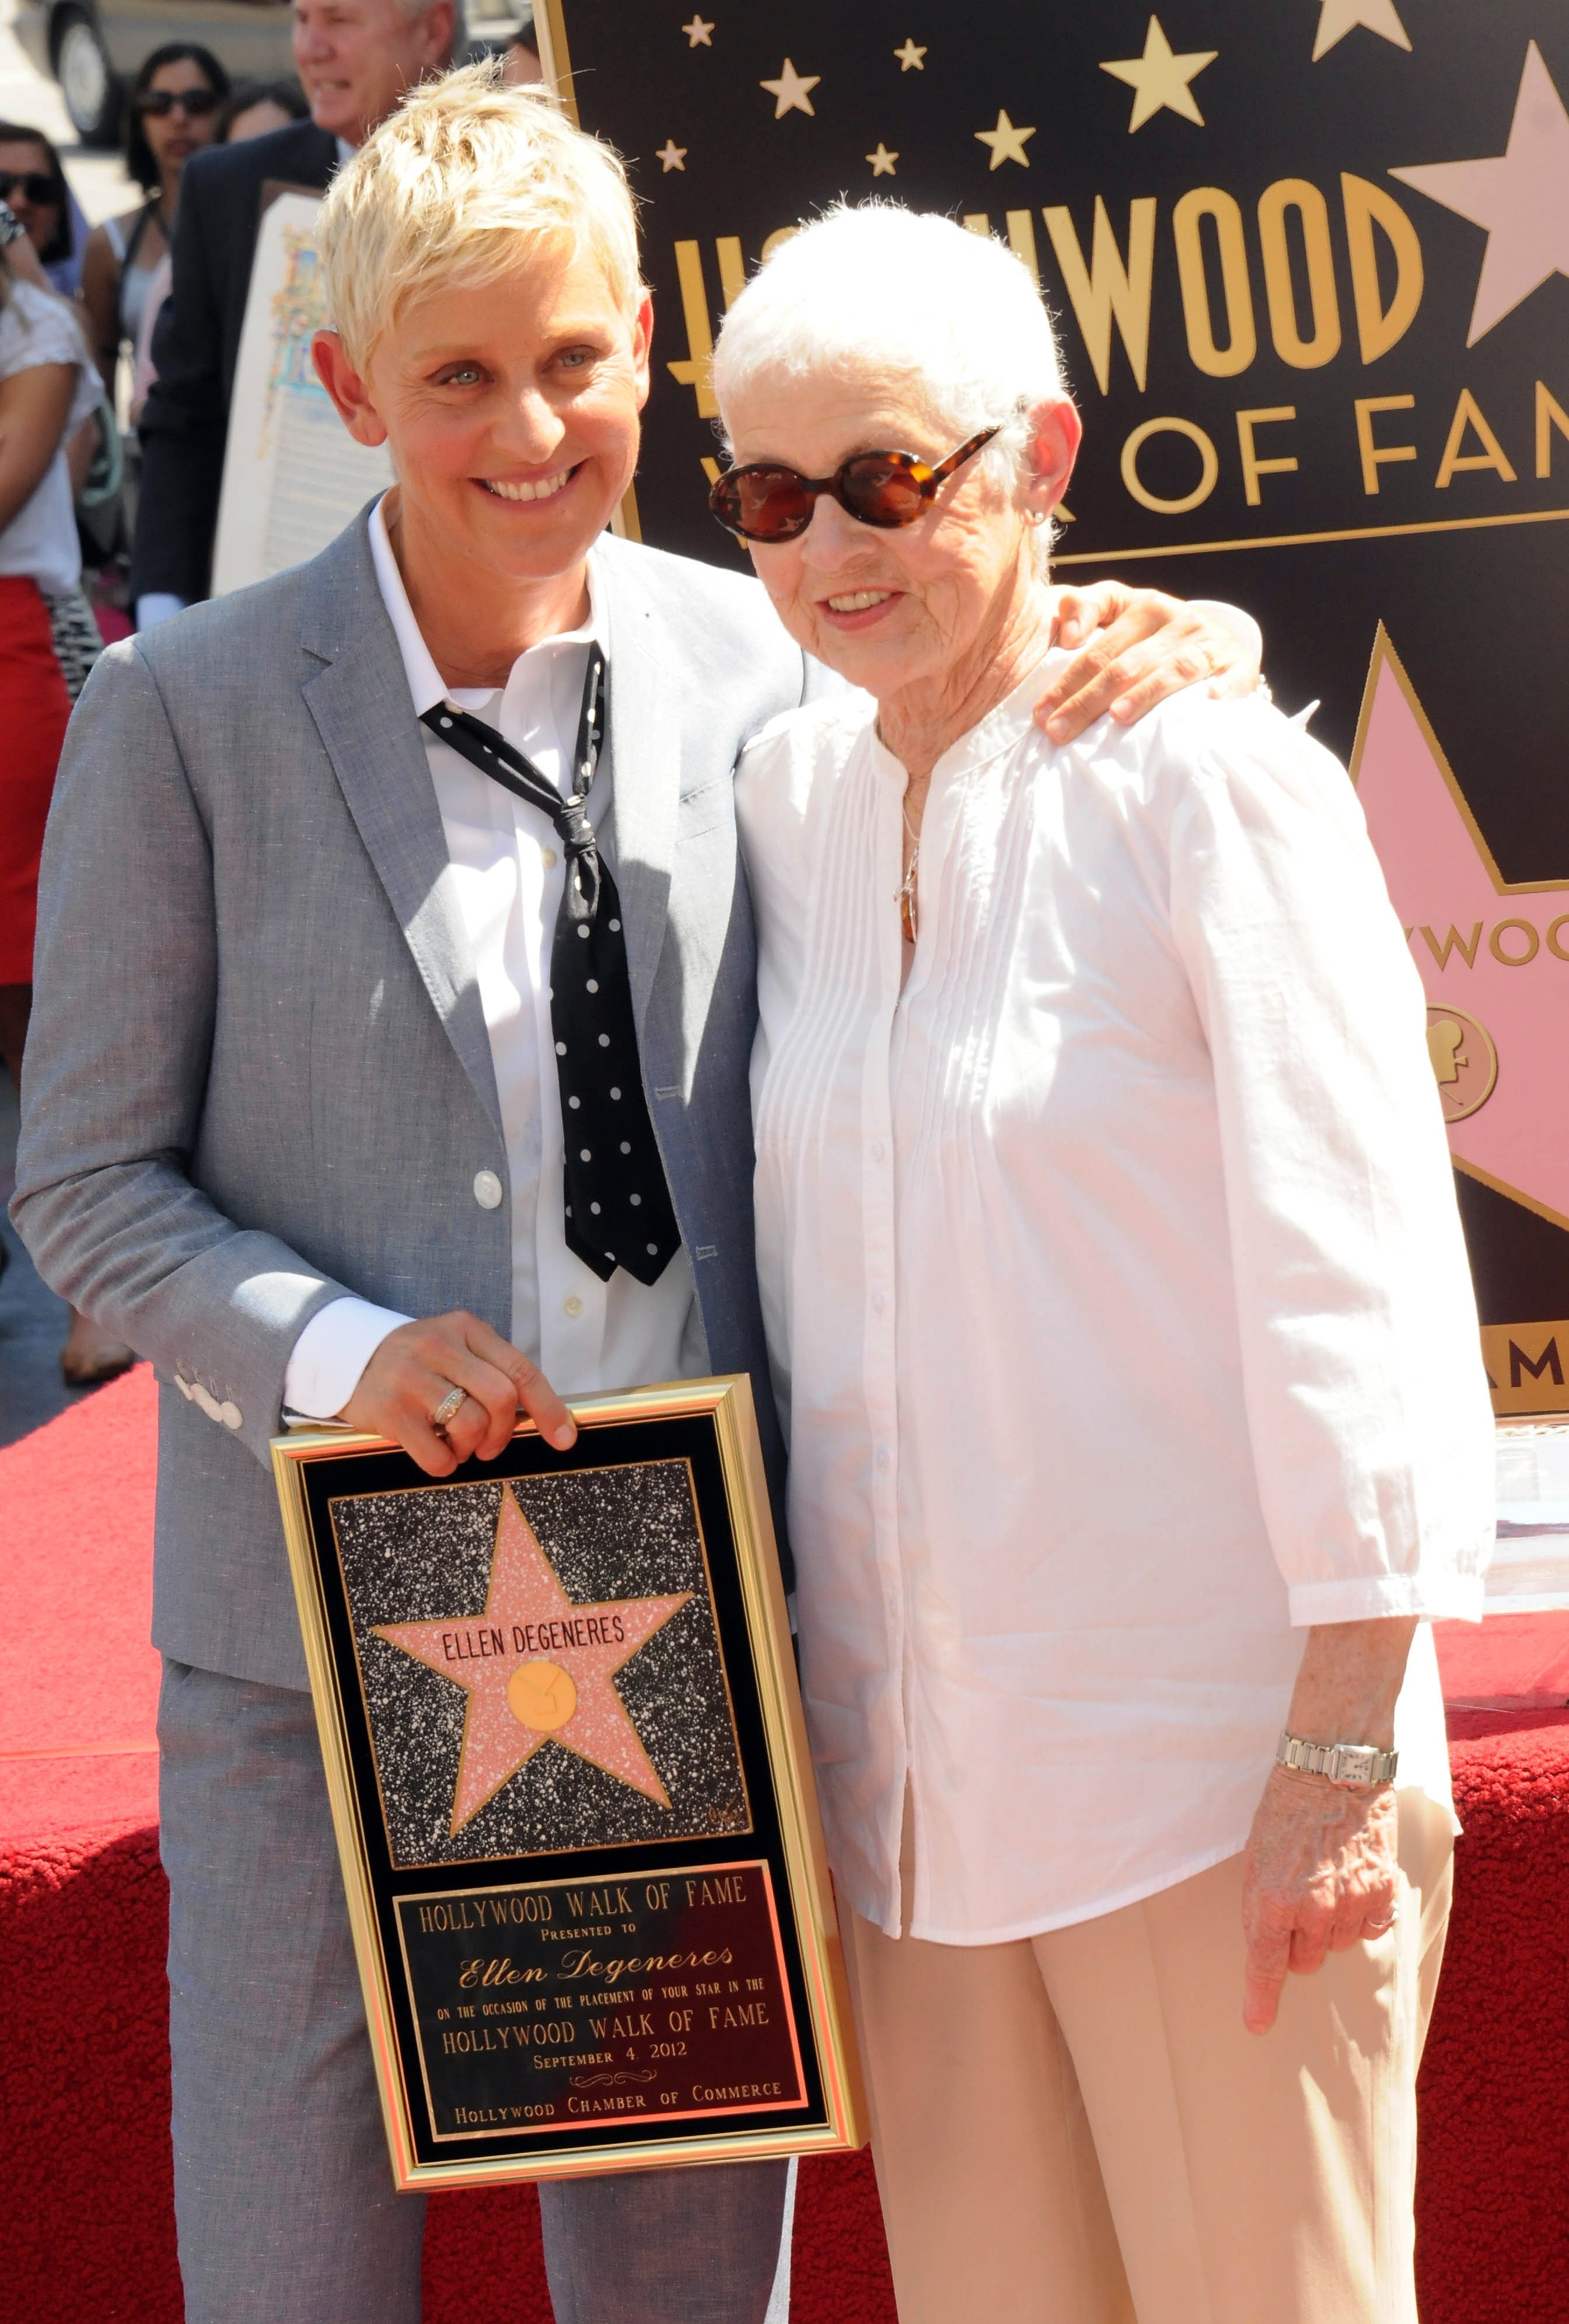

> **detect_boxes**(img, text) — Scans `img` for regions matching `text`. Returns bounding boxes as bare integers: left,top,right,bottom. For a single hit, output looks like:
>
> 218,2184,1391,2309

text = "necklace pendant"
898,884,918,947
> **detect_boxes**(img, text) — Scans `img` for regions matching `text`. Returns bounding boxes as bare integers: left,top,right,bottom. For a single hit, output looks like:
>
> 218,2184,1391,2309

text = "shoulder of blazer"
591,532,802,671
180,118,337,238
128,504,376,696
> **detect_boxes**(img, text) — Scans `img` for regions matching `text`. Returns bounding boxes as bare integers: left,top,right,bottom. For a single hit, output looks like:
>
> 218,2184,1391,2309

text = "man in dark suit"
130,0,457,621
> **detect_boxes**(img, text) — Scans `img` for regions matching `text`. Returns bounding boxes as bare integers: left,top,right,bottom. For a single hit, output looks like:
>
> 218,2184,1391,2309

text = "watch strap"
1276,1731,1398,1788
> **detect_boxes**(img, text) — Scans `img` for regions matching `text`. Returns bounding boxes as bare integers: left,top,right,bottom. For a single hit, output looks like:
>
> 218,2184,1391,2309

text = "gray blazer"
13,511,819,1691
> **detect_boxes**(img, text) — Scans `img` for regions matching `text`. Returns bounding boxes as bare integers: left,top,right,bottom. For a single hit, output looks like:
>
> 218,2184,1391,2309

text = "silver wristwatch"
1276,1731,1398,1788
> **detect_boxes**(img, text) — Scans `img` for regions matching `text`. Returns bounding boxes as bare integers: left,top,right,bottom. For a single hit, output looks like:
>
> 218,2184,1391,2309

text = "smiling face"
724,372,1078,710
292,0,452,144
314,236,649,608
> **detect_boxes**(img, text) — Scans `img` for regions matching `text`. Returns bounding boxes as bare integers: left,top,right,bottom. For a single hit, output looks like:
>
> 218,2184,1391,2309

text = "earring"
1026,509,1047,527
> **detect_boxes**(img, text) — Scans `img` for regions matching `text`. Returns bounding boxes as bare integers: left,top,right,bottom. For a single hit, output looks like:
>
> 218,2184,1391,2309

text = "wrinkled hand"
1240,1765,1400,2035
1036,581,1262,743
340,1310,576,1477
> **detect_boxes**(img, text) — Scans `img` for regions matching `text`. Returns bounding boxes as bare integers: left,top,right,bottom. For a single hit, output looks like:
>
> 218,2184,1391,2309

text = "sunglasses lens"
4,174,54,203
142,88,217,116
712,467,813,542
842,455,928,528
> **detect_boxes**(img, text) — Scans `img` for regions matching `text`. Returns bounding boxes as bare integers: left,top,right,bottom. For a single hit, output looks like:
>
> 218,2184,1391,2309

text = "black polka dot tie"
420,650,679,1286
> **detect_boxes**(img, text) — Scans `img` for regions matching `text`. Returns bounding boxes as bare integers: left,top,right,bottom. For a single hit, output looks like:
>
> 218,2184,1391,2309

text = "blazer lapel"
593,540,680,1034
299,518,503,1138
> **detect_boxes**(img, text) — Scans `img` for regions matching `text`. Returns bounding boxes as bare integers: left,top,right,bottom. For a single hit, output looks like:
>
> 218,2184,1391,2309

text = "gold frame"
272,1374,865,2188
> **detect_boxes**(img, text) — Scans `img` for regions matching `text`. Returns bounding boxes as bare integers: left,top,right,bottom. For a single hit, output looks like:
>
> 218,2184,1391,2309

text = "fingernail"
1045,713,1070,741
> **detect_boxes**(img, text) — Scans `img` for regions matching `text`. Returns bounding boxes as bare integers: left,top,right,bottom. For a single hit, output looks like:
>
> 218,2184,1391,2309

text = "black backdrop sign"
541,0,1569,1400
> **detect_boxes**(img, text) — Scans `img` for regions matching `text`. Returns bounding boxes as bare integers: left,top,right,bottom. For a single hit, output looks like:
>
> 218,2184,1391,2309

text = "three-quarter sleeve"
1166,709,1493,1625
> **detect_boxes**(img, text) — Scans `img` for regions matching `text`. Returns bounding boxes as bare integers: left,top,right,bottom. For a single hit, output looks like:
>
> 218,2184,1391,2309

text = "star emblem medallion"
373,1485,691,1836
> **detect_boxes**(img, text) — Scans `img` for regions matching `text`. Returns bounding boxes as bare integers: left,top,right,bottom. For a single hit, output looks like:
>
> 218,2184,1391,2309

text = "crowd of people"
5,32,1493,2324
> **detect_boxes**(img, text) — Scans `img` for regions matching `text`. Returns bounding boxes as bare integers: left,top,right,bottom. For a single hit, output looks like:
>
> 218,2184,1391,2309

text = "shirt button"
473,1170,504,1209
876,1446,890,1471
564,1294,584,1318
871,1141,887,1163
541,846,558,869
871,1292,886,1316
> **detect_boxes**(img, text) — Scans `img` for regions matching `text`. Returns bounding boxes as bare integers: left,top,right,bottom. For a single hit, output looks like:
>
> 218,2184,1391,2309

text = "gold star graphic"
866,142,899,176
894,39,927,71
1100,16,1218,131
974,109,1036,170
655,138,687,171
761,58,819,118
1311,0,1410,62
681,14,714,44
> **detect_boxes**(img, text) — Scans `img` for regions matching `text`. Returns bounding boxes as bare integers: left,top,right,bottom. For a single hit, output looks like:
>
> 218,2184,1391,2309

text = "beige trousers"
844,1793,1452,2324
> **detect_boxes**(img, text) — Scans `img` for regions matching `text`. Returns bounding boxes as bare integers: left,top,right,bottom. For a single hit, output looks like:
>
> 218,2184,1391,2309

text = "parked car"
13,0,522,145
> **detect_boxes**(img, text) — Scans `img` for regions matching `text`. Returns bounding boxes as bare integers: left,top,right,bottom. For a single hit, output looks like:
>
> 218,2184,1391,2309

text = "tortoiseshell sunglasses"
708,427,1000,543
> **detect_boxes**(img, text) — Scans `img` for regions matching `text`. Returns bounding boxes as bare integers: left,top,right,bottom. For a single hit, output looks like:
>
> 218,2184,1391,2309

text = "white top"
736,651,1494,1946
284,498,699,1418
0,279,97,598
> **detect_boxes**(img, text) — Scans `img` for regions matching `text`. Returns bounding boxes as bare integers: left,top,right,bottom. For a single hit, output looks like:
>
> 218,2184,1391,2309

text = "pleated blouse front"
735,654,1493,1945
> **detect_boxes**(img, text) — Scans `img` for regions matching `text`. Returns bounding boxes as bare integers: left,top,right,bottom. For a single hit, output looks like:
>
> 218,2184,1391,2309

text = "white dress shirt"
736,654,1494,1946
284,497,699,1417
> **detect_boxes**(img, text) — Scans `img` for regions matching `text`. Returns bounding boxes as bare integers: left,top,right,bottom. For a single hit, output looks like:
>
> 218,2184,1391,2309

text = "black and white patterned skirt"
42,585,104,703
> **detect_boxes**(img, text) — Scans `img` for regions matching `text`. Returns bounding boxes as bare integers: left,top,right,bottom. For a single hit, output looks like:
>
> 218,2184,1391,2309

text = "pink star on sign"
375,1486,690,1834
1355,629,1569,1228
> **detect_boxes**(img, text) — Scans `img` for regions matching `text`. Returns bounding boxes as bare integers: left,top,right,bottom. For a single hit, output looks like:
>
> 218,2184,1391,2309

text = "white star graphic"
974,109,1036,170
655,138,686,172
760,58,819,118
894,39,927,71
1311,0,1411,62
1392,42,1569,344
866,142,898,176
1100,16,1217,131
681,15,713,45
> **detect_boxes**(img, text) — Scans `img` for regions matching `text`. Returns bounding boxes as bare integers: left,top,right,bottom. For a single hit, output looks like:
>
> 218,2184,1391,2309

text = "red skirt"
0,573,72,983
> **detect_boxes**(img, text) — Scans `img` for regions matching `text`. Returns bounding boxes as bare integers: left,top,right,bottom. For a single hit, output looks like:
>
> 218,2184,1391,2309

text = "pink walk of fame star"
373,1486,691,1835
1354,627,1569,1231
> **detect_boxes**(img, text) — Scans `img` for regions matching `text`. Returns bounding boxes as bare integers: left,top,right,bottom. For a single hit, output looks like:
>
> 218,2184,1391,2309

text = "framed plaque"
272,1375,865,2188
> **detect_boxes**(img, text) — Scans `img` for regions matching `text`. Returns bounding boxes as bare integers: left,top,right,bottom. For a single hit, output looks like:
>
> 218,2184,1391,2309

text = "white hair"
711,203,1064,498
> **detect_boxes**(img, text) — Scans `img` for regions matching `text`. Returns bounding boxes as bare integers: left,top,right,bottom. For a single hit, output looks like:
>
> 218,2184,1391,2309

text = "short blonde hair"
317,60,642,368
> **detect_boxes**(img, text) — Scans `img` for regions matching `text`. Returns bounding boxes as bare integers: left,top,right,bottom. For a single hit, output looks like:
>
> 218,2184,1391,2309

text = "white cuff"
1285,1571,1488,1628
1189,599,1263,669
284,1295,412,1419
135,592,187,630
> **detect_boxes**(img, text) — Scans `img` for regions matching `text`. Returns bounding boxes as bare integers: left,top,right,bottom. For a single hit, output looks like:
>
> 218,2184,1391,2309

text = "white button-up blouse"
736,654,1494,1946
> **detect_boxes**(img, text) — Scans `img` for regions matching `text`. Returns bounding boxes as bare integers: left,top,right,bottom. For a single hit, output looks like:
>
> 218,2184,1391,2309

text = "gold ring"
430,1386,466,1432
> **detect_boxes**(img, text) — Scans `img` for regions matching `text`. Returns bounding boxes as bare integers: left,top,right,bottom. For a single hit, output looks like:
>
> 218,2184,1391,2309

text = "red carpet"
1,1367,1562,2319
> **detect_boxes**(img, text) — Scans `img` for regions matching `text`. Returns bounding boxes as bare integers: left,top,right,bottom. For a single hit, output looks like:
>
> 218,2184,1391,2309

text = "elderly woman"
713,204,1493,2324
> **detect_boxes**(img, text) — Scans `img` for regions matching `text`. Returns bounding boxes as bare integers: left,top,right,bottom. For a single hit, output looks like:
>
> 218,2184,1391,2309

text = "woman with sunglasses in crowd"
0,124,81,292
715,203,1493,2324
79,45,229,401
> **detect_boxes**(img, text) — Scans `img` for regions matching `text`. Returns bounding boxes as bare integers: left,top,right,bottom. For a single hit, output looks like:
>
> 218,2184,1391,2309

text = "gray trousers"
158,1660,794,2324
